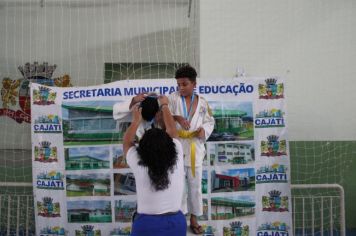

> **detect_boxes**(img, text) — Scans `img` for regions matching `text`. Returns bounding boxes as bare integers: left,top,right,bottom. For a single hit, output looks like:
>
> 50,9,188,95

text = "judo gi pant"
182,166,203,216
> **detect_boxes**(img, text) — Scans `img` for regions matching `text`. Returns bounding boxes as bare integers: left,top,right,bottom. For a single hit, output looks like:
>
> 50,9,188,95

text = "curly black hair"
140,96,159,122
175,65,197,82
137,128,178,191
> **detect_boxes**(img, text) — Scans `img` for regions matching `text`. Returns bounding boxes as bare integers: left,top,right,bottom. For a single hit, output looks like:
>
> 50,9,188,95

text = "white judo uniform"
168,91,215,216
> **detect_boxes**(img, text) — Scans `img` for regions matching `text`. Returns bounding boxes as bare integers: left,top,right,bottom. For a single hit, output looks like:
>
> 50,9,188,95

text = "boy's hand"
132,104,142,124
196,127,205,139
176,116,190,130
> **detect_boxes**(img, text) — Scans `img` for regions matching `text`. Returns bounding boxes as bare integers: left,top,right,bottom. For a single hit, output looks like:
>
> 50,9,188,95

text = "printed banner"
31,77,292,236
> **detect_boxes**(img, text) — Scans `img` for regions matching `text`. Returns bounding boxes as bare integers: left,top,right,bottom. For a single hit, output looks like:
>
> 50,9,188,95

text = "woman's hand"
157,95,169,107
132,93,146,104
132,104,142,124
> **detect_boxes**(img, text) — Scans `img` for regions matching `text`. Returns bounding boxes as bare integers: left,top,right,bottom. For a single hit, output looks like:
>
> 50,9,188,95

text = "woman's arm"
158,95,178,139
123,105,142,156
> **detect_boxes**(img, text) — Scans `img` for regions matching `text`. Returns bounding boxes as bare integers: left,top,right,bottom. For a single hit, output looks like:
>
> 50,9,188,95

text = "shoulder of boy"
207,104,213,116
199,96,213,116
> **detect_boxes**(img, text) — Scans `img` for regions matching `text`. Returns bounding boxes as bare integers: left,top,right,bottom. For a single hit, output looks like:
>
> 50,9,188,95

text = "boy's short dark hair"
175,65,197,83
141,96,159,121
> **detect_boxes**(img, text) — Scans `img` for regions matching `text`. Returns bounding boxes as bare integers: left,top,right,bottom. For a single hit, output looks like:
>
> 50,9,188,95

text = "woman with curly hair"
123,95,186,236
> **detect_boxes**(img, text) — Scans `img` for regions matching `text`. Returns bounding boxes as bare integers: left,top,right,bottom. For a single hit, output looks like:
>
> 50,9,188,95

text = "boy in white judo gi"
168,65,215,234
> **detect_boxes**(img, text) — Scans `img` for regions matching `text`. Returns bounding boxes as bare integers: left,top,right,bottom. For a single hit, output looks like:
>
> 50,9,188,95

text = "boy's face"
176,77,196,97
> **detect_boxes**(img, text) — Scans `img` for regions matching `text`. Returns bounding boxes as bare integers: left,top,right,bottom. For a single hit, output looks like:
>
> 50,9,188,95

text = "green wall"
289,141,356,229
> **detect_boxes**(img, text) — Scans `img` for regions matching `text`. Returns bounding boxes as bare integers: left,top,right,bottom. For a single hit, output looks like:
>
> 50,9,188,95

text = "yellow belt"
178,129,198,177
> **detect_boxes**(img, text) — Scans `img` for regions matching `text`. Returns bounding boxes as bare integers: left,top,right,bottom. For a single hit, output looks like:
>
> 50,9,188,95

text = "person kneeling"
123,96,186,236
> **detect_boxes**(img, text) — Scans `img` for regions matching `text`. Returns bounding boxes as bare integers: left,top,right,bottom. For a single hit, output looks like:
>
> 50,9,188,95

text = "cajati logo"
257,222,289,236
255,109,285,128
33,115,62,133
36,171,64,190
256,163,288,184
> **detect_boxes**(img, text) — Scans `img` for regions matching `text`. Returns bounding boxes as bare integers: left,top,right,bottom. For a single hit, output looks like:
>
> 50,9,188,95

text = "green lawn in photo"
64,140,122,146
238,128,254,140
66,190,110,197
65,164,110,170
89,215,112,222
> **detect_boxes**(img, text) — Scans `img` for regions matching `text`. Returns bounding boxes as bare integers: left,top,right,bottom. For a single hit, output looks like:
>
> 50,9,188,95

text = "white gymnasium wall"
199,0,356,141
0,0,192,149
0,0,190,85
187,0,200,72
1,0,355,150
